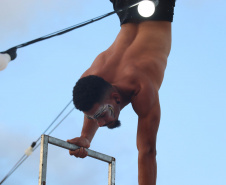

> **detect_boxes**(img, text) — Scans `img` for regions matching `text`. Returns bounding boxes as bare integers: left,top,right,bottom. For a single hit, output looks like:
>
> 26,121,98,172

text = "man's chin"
107,120,121,129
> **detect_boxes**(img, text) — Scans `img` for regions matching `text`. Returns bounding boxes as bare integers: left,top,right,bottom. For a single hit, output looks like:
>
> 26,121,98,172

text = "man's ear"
111,92,120,103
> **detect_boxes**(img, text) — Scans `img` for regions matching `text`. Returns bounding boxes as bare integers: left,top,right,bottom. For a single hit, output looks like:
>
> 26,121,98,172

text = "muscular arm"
132,83,160,185
81,115,99,143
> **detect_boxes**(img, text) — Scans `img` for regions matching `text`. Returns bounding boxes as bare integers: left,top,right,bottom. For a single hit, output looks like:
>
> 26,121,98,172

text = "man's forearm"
138,151,157,185
81,115,99,143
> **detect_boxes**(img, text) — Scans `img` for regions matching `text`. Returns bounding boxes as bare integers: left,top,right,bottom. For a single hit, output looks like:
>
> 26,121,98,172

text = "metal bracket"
38,135,116,185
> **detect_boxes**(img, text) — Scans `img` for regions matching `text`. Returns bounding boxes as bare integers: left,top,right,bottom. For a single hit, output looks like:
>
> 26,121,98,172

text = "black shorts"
110,0,176,25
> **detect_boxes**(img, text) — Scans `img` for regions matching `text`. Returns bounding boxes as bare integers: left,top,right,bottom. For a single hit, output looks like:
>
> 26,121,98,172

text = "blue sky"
0,0,226,185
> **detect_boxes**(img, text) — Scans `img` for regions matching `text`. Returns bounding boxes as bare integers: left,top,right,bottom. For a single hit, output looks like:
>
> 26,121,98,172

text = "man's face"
84,103,121,129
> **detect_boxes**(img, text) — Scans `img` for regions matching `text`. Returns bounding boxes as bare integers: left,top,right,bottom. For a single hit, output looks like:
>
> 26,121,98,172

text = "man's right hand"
67,137,90,158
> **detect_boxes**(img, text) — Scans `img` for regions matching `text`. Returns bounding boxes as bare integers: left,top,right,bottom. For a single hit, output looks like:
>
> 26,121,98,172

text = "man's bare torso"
82,21,171,111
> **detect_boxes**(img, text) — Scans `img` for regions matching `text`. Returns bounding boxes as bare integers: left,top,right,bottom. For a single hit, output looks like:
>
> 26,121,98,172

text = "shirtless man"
67,0,176,184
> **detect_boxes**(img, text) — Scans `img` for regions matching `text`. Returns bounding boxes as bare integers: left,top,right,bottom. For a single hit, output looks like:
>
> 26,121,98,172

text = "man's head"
73,75,121,129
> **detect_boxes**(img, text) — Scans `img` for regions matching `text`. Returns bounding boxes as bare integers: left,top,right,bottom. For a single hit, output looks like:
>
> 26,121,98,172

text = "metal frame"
38,135,115,185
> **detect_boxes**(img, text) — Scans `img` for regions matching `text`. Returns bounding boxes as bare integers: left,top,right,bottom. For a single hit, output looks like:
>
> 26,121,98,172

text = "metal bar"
108,160,116,185
38,135,49,185
39,135,116,184
48,135,114,163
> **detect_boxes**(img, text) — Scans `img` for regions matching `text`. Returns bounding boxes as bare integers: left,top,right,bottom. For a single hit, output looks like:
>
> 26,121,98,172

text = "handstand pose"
67,0,176,184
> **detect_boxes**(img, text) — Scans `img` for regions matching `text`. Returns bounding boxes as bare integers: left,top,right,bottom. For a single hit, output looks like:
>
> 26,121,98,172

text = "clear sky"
0,0,226,185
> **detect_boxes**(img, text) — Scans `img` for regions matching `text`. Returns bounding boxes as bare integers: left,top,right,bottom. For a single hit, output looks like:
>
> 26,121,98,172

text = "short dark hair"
73,75,112,111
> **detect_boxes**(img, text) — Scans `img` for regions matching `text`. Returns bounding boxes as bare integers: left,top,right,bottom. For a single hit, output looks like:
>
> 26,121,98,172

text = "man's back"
83,21,171,93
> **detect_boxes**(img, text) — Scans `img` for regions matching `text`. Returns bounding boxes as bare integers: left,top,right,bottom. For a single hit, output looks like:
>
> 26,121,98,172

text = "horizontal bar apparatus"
48,135,115,163
39,135,115,185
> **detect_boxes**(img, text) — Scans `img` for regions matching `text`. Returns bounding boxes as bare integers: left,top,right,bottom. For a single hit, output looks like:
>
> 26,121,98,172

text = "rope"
0,100,74,184
5,1,141,52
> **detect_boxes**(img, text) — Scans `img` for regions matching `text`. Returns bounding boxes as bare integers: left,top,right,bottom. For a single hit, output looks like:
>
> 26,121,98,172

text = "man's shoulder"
131,79,159,118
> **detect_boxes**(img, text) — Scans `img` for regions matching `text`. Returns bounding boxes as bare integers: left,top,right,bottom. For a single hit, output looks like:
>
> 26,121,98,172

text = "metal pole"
48,135,114,163
108,160,116,185
38,135,116,184
38,135,49,185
